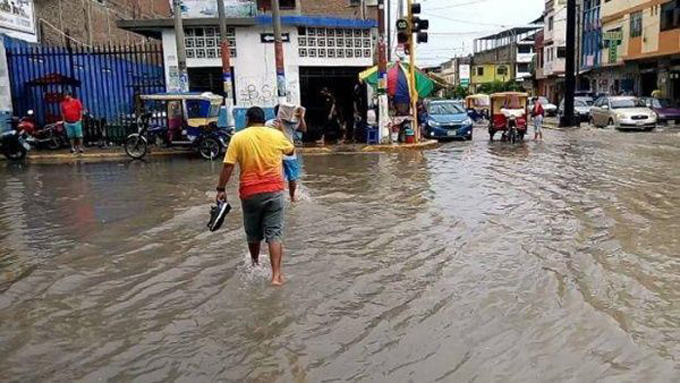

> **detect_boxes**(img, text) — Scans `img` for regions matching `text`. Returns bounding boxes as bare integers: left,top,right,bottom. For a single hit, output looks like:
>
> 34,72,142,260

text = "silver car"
589,96,657,130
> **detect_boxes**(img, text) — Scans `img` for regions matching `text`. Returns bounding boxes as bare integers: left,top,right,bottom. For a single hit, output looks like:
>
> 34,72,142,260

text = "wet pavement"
1,127,679,382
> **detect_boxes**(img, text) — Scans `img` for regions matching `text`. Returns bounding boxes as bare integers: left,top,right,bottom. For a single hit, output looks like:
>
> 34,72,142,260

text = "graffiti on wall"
238,77,276,107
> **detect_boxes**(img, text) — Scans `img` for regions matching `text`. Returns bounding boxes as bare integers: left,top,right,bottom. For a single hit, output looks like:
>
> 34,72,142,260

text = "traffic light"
410,3,429,44
396,18,410,44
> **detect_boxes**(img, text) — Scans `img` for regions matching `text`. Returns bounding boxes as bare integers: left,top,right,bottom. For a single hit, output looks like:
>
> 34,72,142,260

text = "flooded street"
1,127,679,382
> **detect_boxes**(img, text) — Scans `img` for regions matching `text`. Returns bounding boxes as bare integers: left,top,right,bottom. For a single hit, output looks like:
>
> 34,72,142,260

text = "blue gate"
5,39,166,143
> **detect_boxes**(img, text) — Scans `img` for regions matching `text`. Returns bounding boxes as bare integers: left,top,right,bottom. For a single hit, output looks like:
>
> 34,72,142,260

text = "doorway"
299,66,366,142
640,70,657,97
188,67,236,98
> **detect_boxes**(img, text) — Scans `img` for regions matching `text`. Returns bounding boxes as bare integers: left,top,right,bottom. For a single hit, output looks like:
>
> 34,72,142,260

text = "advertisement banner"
0,0,35,35
172,0,257,18
459,64,470,87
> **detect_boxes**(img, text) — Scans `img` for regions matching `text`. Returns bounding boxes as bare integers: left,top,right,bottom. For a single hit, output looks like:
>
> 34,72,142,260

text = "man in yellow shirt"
216,107,295,286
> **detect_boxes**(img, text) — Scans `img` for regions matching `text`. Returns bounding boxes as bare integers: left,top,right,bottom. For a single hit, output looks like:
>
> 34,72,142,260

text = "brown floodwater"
0,127,679,382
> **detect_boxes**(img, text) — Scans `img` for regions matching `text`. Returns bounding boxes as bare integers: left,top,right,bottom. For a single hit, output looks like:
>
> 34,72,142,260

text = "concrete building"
32,0,170,46
439,57,471,87
471,26,541,92
119,0,378,130
581,0,679,99
540,0,570,103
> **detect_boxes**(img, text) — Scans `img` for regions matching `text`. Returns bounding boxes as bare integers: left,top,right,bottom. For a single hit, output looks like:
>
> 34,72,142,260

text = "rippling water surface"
1,128,679,382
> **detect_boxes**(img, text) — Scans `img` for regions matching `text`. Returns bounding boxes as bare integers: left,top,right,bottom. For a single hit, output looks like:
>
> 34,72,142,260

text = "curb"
2,141,440,164
2,149,195,164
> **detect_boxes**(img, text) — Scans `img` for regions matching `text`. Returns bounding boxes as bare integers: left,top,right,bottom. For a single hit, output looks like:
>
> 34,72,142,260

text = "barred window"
185,27,237,60
298,27,373,60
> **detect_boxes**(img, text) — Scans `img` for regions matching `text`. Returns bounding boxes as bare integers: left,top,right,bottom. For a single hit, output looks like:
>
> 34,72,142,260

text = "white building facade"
122,15,377,129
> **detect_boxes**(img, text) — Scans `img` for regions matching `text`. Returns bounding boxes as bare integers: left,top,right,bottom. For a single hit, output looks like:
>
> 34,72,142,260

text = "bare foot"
290,195,297,203
271,275,284,286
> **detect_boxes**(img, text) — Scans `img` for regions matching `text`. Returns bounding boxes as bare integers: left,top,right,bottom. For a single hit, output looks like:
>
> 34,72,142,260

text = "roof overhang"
118,16,379,39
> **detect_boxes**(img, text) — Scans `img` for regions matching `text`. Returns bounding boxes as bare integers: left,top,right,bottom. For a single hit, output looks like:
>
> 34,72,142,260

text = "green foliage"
477,81,526,94
444,86,470,99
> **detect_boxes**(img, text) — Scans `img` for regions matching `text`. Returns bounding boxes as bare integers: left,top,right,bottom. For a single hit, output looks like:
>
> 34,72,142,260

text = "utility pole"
560,0,576,127
407,0,418,142
272,0,287,103
173,0,189,92
377,0,389,143
387,0,392,61
217,0,235,127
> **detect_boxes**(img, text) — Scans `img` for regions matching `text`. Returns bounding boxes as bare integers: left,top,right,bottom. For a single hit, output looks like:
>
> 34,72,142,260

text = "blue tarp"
255,15,378,28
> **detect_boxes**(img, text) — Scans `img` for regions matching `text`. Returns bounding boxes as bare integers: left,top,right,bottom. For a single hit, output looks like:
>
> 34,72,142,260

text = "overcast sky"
387,0,544,66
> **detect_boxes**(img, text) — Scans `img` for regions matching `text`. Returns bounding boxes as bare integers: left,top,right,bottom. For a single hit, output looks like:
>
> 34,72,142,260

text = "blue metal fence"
5,38,166,143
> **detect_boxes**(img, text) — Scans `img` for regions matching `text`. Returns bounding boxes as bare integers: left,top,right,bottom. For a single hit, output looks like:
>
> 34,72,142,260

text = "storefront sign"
608,40,618,64
0,0,35,35
171,0,257,18
603,31,623,41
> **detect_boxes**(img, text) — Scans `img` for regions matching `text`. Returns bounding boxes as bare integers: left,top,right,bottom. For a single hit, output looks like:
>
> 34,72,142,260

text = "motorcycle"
18,110,68,150
124,93,232,160
1,120,30,161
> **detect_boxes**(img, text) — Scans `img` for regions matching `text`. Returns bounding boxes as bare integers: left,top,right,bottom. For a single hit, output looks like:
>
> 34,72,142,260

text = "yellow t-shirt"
224,125,295,199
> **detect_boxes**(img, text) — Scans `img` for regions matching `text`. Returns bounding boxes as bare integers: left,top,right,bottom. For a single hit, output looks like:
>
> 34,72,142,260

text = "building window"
185,27,237,60
661,0,680,31
517,45,532,54
557,46,566,58
298,27,372,60
630,11,643,37
497,66,507,76
517,63,530,73
349,0,361,6
548,16,554,31
477,67,484,76
257,0,296,10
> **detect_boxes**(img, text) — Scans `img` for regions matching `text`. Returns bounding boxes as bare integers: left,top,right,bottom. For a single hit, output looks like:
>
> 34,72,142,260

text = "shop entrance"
640,70,657,97
299,66,365,142
188,67,236,98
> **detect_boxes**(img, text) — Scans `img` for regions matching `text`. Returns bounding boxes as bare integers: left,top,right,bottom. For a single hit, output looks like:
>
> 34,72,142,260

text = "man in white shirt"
265,104,307,202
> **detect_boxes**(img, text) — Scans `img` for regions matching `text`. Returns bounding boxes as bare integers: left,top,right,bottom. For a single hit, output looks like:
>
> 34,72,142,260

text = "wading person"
265,104,307,202
60,92,85,154
531,97,545,141
215,107,295,286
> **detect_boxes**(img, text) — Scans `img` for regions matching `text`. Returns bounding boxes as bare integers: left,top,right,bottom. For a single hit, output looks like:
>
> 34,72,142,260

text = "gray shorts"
241,192,284,243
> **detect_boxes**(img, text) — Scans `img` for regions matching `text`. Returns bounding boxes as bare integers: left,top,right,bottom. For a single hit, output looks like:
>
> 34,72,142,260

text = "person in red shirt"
60,92,85,154
531,97,545,141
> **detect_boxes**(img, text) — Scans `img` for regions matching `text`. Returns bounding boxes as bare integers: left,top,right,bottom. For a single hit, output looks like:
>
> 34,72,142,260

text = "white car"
589,96,657,131
529,96,558,117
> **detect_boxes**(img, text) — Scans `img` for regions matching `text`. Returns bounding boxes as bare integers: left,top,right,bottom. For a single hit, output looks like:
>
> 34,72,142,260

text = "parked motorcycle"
18,110,68,150
1,121,30,161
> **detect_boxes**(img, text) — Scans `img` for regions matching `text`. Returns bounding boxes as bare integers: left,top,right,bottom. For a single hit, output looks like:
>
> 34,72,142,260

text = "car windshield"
538,97,550,104
428,103,465,115
575,100,588,107
653,98,673,109
611,99,644,109
576,97,594,106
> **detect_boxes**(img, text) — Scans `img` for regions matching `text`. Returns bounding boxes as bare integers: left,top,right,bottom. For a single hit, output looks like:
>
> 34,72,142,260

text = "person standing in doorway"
61,92,85,154
215,107,295,286
531,97,545,141
266,104,307,202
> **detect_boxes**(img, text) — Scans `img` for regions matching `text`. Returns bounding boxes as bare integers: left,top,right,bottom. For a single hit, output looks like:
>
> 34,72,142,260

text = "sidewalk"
2,140,440,164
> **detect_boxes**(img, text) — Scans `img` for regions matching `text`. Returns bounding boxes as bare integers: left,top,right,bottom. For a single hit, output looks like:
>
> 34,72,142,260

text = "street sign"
603,31,623,41
461,79,470,88
396,18,409,31
260,33,290,43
